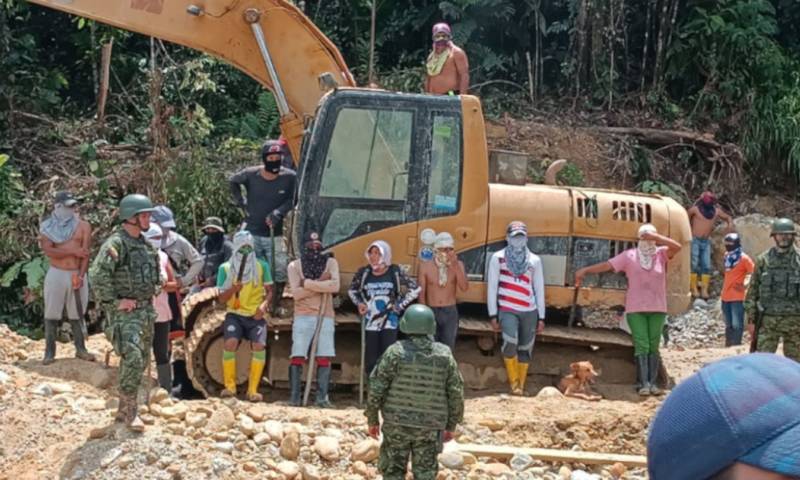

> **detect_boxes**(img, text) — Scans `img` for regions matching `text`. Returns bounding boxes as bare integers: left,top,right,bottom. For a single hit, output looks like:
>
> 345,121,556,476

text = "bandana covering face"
143,224,164,250
204,231,224,253
301,241,329,280
365,240,392,273
696,192,716,220
724,233,742,270
434,232,454,286
40,204,79,243
223,231,258,289
637,224,658,271
504,234,531,278
427,44,453,76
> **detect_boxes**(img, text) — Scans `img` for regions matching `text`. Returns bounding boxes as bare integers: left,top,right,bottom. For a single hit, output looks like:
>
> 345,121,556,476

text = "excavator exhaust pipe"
244,8,290,116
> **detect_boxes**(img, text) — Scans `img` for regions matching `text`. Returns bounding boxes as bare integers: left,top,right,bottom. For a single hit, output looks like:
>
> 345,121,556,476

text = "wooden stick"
448,442,647,467
97,38,114,127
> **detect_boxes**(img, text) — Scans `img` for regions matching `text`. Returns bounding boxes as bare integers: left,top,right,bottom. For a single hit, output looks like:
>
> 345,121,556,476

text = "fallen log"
592,126,723,151
447,442,647,468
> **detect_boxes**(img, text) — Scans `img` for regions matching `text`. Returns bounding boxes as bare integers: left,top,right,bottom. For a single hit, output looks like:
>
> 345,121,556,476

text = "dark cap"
506,221,528,237
303,230,323,246
647,353,800,479
261,140,283,160
201,216,225,233
54,191,78,207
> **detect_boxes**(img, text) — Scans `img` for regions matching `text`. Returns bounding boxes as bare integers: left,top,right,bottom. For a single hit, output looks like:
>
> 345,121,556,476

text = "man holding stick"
286,230,340,407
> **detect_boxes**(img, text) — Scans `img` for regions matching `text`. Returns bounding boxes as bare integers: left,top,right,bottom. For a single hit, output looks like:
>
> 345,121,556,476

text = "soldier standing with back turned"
89,194,161,432
745,218,800,362
365,304,464,480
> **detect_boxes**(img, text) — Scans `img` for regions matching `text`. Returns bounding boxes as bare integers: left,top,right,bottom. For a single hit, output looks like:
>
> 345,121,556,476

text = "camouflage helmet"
771,218,796,235
399,304,436,336
118,194,155,221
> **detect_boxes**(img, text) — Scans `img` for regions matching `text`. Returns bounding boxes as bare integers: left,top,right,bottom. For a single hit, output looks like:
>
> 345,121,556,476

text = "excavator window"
424,113,462,218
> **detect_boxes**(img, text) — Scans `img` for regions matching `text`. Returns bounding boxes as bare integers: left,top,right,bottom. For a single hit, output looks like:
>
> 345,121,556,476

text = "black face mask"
724,243,738,252
263,159,281,174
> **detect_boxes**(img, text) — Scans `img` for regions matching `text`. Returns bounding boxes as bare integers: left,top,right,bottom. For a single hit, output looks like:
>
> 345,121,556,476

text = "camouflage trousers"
105,305,155,395
757,315,800,362
378,425,440,480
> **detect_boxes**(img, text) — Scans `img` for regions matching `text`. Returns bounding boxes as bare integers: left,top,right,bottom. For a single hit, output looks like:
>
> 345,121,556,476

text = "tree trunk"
96,38,114,128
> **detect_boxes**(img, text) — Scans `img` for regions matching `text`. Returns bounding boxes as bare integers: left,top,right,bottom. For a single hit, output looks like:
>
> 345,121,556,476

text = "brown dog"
558,361,602,401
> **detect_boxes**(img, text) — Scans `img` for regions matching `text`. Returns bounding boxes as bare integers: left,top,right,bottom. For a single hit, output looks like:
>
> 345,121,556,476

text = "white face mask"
146,236,162,250
508,236,527,249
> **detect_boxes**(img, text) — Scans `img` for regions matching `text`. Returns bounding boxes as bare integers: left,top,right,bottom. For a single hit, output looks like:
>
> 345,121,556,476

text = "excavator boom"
26,0,356,159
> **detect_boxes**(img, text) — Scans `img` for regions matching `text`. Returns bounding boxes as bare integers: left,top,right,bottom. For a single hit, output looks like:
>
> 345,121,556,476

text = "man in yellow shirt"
216,231,273,401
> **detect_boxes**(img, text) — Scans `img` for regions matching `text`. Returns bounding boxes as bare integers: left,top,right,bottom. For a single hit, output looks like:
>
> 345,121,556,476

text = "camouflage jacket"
745,247,800,317
89,226,161,306
365,336,464,431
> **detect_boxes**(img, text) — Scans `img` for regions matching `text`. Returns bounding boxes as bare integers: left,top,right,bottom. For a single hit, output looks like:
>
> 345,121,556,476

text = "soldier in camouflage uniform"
365,304,464,480
745,218,800,362
89,194,161,432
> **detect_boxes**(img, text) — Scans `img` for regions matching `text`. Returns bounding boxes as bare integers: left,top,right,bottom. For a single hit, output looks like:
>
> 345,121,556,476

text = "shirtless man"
418,232,468,350
687,191,733,299
424,23,469,95
39,191,95,364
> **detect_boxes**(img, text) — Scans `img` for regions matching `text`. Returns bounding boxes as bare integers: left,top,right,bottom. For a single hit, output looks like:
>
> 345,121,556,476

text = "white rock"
510,453,534,471
314,436,340,461
351,438,380,463
264,420,284,442
439,451,465,469
238,415,257,437
0,370,10,384
352,460,369,475
211,456,234,474
212,442,234,454
160,403,188,420
536,386,564,398
185,412,207,428
206,406,235,432
49,382,73,394
571,470,601,480
32,383,54,397
276,460,301,477
254,432,271,446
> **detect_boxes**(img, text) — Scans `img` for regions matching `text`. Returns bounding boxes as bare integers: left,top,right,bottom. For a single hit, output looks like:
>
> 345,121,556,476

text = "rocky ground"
0,306,745,480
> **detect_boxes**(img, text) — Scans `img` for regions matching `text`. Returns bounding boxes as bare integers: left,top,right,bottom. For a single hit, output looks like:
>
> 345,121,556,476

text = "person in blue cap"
648,353,800,480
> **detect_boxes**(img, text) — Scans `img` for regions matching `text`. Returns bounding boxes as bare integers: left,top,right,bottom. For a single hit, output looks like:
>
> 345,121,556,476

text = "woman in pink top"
575,224,681,396
143,224,180,392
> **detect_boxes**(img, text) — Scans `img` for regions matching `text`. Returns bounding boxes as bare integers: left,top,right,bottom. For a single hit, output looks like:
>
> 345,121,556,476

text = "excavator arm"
26,0,356,161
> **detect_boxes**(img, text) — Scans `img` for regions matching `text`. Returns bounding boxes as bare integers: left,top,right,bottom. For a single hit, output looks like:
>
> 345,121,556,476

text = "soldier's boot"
124,394,145,432
43,320,58,365
156,363,172,392
246,351,266,402
700,274,711,300
515,362,530,396
114,394,128,423
636,355,651,396
70,320,96,361
288,364,302,406
221,351,237,398
690,273,699,298
503,357,520,395
315,365,333,408
647,354,663,396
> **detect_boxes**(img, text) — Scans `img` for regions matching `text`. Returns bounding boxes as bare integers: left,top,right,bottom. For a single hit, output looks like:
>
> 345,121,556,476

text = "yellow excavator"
28,0,692,397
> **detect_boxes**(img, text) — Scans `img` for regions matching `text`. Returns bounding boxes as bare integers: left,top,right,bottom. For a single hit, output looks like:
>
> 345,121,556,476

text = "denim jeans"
252,235,288,282
721,301,745,346
691,237,712,275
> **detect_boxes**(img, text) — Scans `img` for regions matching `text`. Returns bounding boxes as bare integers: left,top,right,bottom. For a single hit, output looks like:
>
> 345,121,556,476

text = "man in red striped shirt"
487,221,546,395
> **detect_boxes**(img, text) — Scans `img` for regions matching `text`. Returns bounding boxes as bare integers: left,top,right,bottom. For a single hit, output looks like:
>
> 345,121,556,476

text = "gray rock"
438,451,464,470
510,453,534,471
32,383,54,397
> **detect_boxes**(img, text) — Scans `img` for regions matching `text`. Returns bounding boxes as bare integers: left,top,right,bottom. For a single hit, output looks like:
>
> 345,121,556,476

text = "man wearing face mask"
687,191,733,299
721,233,754,346
229,140,297,313
196,217,233,291
39,191,95,364
487,221,546,396
151,205,203,291
424,22,469,95
89,194,161,431
745,218,800,362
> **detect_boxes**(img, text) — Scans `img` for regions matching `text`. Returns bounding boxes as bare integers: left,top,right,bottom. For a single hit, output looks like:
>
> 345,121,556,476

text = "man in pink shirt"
575,224,681,396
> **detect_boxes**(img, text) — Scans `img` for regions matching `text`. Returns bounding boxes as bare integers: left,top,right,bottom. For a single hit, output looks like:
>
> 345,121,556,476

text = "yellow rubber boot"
503,357,519,395
221,351,237,397
690,273,699,298
516,362,530,395
700,274,711,299
247,350,266,402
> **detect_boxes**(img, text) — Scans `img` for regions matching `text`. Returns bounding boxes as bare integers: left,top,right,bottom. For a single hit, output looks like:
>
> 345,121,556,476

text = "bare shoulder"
451,45,466,56
78,219,92,233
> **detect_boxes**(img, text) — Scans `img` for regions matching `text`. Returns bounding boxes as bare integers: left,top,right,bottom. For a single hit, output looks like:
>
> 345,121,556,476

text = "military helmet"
771,218,796,235
118,194,155,221
399,304,436,336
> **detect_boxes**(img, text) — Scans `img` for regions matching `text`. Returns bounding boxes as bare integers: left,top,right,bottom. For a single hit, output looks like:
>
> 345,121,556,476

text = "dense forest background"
2,0,800,333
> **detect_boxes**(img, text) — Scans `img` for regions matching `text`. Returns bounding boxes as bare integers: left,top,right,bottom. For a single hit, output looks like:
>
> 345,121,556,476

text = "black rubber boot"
70,320,95,361
315,365,333,408
289,364,302,406
271,282,286,317
647,353,663,396
636,355,651,396
43,320,57,365
171,360,201,399
156,363,173,392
